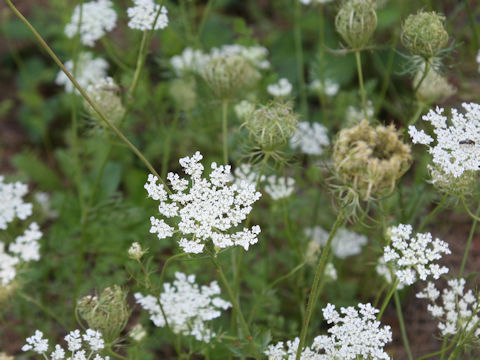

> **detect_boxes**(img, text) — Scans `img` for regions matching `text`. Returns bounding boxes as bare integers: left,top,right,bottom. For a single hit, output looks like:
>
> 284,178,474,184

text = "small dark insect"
459,139,476,145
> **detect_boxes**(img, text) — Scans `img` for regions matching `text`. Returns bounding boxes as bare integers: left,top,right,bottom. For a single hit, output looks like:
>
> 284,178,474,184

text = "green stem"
248,262,306,325
459,202,480,276
210,254,260,360
180,0,194,45
4,0,167,188
197,0,216,45
413,60,430,95
394,291,413,360
129,31,148,98
106,346,128,360
161,110,180,179
18,291,68,329
222,100,229,164
295,213,344,360
293,0,308,119
101,38,131,71
464,0,480,50
355,50,367,118
376,279,399,321
405,101,425,132
439,337,448,360
417,341,456,360
461,196,480,222
418,194,448,233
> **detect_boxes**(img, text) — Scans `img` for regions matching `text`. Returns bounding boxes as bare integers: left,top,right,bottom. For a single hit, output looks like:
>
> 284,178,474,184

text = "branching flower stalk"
5,0,167,188
295,212,344,360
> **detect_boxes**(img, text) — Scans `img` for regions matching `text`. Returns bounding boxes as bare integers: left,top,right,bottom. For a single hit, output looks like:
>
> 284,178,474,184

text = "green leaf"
12,151,62,190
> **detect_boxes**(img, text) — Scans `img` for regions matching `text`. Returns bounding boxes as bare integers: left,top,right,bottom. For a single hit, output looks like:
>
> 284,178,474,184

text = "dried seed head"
333,120,412,201
401,11,448,59
428,165,478,197
202,55,260,100
85,77,125,125
414,68,456,104
335,0,377,50
244,101,298,152
77,285,129,342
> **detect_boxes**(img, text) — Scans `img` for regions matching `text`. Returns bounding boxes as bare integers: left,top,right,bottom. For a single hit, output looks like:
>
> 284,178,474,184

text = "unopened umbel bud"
85,77,125,125
202,55,260,100
401,11,448,59
335,0,377,50
244,101,298,152
77,285,129,342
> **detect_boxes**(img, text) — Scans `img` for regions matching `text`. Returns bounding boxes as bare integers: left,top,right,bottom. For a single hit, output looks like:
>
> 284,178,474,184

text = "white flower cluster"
383,224,450,286
409,103,480,178
0,176,32,230
135,272,231,342
144,152,262,254
233,163,264,188
0,177,41,287
300,0,334,5
477,50,480,72
267,78,292,97
264,175,295,200
22,329,109,360
417,279,480,337
290,121,330,155
56,52,109,93
304,227,367,259
170,44,270,77
127,0,168,31
64,0,117,46
309,78,339,96
265,303,392,359
376,255,405,290
346,101,374,123
234,100,255,121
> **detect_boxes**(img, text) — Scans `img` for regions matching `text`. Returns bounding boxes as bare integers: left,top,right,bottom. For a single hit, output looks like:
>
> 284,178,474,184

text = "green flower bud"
401,11,448,59
77,285,130,342
202,55,260,100
85,77,125,125
244,101,298,152
170,77,197,112
333,120,412,201
335,0,377,50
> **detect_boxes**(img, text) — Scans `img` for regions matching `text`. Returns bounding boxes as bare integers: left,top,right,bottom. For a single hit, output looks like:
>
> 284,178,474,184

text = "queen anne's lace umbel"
267,78,292,97
64,0,117,46
145,152,262,254
135,272,231,342
417,279,480,337
56,52,109,93
0,177,42,287
409,103,480,178
127,0,168,31
304,227,367,259
22,329,109,360
290,121,330,155
265,303,392,359
383,224,450,286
